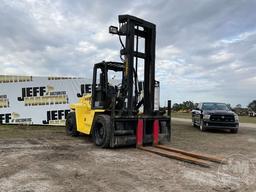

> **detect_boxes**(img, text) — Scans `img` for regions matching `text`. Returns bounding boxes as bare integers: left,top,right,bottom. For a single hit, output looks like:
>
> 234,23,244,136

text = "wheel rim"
98,126,104,137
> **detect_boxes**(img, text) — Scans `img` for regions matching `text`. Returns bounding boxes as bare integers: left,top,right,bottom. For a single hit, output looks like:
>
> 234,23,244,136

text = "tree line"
172,101,196,112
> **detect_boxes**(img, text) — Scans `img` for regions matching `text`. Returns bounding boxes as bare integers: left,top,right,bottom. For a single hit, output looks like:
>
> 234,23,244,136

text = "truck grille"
210,115,235,122
208,122,236,127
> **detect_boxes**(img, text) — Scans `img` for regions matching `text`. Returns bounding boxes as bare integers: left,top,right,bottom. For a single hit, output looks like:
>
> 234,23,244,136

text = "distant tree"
172,101,195,112
235,104,242,108
182,101,194,111
172,103,180,111
248,100,256,112
226,104,231,109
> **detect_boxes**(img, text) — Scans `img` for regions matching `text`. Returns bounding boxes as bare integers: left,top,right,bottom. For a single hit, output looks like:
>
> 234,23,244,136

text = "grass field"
171,112,256,124
0,124,63,139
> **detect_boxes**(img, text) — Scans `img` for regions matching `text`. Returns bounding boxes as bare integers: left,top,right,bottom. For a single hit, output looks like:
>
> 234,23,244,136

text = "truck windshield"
202,103,229,111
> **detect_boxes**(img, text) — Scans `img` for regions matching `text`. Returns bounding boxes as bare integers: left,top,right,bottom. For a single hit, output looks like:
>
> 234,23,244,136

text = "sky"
0,0,255,107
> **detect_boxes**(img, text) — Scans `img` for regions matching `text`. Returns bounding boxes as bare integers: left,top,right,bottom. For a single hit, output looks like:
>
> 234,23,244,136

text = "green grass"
171,112,256,124
171,112,191,119
0,124,64,139
239,116,256,124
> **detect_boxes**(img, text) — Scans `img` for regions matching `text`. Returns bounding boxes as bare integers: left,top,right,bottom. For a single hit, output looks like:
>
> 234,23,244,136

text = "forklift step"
114,130,134,136
112,135,136,147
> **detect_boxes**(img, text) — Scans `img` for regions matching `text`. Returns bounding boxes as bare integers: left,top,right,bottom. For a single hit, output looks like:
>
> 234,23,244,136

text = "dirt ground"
0,120,256,192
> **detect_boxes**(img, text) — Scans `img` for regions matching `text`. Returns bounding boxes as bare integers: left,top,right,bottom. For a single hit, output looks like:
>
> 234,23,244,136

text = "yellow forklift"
66,15,225,167
66,15,171,148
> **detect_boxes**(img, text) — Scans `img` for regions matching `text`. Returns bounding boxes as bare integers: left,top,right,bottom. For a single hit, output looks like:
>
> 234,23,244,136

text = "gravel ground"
0,120,256,192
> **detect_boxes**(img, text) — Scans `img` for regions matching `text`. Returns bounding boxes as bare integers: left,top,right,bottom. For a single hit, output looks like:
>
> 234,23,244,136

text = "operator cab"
91,61,124,109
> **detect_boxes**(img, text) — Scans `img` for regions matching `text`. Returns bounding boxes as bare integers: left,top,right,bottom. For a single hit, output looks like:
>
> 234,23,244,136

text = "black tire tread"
66,112,79,137
200,119,206,132
230,128,238,134
93,114,111,148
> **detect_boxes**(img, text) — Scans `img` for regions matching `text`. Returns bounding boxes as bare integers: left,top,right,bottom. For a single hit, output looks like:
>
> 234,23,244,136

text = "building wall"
0,75,92,125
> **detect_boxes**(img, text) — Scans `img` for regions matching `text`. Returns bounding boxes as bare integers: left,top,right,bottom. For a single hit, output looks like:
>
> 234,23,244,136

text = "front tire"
192,120,196,127
200,119,206,132
93,114,111,148
66,112,79,137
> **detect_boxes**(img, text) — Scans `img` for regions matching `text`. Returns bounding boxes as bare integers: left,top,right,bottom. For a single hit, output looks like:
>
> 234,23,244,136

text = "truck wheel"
230,128,238,134
192,120,196,127
93,114,111,148
66,112,79,137
200,119,206,132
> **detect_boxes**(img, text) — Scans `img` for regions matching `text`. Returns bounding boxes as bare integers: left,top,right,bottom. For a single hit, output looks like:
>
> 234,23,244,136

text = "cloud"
0,0,255,106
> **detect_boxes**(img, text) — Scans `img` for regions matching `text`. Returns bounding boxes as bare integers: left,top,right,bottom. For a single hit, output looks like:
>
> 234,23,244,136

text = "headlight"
203,114,211,120
234,115,239,121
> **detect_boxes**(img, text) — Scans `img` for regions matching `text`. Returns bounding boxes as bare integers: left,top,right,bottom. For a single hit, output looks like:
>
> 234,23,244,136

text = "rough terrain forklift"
66,15,171,148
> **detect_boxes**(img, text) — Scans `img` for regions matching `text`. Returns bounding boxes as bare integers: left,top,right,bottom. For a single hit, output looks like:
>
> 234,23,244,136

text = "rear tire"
66,112,79,137
230,128,238,134
93,114,111,148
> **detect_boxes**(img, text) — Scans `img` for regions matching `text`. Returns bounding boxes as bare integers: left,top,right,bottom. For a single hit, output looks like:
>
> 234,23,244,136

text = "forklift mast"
106,15,170,147
110,15,156,115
